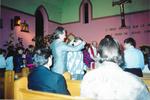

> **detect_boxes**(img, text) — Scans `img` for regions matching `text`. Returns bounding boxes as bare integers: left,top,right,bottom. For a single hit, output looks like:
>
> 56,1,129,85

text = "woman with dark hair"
81,35,150,100
50,27,85,74
28,48,70,95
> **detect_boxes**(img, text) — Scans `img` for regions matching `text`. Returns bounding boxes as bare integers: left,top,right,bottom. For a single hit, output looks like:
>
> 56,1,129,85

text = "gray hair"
33,48,51,66
98,36,122,65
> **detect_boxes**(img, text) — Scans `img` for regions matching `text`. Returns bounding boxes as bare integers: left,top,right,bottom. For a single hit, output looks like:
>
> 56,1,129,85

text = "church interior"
0,0,150,99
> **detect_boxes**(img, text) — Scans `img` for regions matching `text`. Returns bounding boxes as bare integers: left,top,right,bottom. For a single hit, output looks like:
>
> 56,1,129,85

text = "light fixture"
21,20,29,32
14,16,21,26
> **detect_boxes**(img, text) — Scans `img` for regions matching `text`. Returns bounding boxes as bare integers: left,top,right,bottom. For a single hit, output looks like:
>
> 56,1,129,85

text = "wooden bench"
4,70,14,99
3,69,72,99
66,79,81,96
63,72,72,80
143,73,150,78
3,67,29,99
14,77,90,100
15,67,30,78
142,77,150,91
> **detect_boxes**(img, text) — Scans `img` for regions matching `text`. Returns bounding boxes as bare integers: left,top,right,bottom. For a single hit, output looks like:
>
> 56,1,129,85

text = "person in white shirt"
123,37,145,77
81,35,150,100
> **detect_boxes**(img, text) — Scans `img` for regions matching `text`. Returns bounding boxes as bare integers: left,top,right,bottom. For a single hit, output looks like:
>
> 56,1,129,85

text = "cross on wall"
112,0,132,28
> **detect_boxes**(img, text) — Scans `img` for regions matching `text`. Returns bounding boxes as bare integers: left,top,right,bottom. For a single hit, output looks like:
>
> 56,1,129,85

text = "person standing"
67,37,87,80
88,41,99,69
50,27,85,74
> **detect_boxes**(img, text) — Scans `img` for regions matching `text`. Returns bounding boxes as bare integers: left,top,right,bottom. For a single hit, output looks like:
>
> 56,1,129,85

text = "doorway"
35,9,44,48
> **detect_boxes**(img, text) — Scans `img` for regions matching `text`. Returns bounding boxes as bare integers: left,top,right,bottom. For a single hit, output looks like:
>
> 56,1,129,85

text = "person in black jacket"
28,48,70,95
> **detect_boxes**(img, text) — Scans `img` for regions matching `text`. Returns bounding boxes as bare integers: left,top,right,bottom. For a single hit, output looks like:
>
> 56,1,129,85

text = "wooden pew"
63,72,80,96
4,70,14,99
14,67,30,79
22,67,30,77
143,73,150,78
4,67,29,99
66,80,81,96
17,88,89,100
142,77,150,91
0,69,5,99
14,77,90,100
63,72,72,80
15,67,30,79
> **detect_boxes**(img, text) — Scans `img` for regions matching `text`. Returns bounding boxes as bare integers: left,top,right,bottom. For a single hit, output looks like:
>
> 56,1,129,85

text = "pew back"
63,72,72,80
4,70,14,99
66,80,81,96
14,77,89,100
15,67,30,78
143,73,150,78
18,88,86,100
142,77,150,91
22,67,30,77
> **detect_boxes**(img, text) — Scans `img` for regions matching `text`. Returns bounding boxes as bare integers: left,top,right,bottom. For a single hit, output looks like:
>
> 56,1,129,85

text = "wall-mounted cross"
112,0,132,28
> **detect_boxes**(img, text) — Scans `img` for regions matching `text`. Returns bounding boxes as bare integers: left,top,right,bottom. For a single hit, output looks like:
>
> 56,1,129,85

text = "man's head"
124,37,136,49
33,48,52,67
54,26,66,40
91,41,98,48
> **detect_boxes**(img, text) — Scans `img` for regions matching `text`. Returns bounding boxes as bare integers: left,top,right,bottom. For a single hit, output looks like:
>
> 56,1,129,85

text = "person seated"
80,35,150,100
28,48,70,95
0,48,6,77
25,45,35,70
13,47,25,73
140,46,150,71
123,37,145,77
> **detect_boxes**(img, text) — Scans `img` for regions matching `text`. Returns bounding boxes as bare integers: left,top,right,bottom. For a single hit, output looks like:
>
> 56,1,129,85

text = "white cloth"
81,61,150,100
124,46,145,70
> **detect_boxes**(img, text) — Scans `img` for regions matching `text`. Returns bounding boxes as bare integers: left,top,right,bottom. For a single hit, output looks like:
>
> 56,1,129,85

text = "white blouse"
81,61,150,100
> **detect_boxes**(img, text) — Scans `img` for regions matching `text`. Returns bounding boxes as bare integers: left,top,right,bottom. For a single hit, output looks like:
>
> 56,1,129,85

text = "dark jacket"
28,66,70,95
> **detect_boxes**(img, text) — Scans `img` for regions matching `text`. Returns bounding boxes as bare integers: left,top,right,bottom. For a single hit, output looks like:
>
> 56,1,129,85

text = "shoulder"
0,55,5,59
50,71,65,80
136,48,143,54
82,68,100,83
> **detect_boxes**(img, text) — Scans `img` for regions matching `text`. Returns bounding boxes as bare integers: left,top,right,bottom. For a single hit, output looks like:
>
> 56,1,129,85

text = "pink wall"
0,6,149,49
0,7,59,49
0,7,35,48
38,6,59,35
63,11,150,48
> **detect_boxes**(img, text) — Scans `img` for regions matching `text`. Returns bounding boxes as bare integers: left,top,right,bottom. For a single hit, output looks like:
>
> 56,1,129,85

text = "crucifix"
112,0,132,28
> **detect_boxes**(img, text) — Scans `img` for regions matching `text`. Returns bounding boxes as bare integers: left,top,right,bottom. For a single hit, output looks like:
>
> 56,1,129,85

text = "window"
84,3,89,23
80,0,92,24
